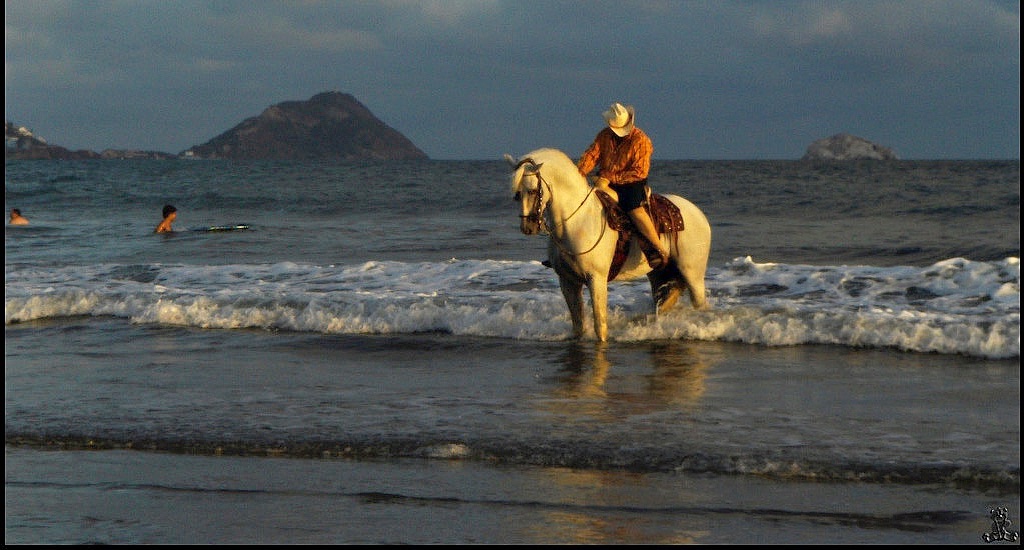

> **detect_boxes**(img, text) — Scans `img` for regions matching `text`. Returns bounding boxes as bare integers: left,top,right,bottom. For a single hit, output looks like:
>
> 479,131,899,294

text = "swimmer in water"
155,204,177,233
9,208,29,225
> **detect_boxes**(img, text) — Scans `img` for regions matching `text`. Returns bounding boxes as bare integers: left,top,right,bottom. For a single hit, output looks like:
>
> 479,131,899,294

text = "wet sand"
5,321,1020,544
5,445,1019,544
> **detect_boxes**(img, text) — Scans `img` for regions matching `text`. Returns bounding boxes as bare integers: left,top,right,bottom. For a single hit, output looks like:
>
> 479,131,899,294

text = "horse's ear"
503,153,517,166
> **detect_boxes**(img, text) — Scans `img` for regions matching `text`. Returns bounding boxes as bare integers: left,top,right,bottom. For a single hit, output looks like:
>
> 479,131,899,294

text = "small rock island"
802,133,898,161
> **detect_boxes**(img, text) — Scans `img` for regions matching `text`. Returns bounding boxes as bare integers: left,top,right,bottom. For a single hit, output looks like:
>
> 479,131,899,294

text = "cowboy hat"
603,102,635,137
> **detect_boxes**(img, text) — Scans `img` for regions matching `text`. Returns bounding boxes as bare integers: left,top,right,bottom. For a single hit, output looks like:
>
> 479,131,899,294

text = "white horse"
506,148,711,341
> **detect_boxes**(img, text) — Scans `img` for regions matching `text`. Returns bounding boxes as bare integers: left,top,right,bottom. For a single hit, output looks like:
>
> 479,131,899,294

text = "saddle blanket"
595,191,685,281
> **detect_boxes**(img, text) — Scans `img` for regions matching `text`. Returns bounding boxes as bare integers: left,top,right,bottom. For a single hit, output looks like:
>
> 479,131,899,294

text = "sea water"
5,160,1018,356
5,159,1020,543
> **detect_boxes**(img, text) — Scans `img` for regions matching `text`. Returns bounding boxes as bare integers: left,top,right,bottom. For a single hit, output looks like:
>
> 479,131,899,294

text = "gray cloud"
5,0,1019,159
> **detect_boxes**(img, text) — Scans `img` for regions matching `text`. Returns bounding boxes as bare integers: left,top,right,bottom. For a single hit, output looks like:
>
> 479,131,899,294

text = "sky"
4,0,1020,160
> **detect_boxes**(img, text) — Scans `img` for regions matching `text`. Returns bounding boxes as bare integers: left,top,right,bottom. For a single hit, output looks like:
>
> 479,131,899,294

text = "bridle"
513,157,607,258
513,159,548,228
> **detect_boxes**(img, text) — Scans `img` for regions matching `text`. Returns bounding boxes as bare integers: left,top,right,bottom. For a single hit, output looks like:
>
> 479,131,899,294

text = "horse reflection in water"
507,148,711,341
526,341,712,544
542,341,709,420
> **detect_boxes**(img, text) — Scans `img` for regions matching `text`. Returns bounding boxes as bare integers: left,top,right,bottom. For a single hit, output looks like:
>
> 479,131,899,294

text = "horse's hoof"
655,284,681,313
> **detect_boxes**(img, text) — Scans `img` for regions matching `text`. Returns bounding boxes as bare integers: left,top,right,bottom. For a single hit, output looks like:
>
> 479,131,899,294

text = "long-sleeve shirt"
576,127,653,184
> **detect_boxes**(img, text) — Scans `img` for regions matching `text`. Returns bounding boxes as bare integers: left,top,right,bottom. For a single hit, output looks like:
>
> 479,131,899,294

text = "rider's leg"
628,206,669,264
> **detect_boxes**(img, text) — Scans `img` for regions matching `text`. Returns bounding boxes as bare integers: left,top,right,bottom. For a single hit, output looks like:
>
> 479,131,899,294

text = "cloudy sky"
5,0,1020,160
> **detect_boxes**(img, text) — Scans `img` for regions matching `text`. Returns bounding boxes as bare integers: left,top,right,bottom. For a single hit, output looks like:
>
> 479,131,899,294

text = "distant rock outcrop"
6,122,48,149
98,149,177,160
181,92,428,160
7,92,426,161
5,121,174,160
802,133,898,161
6,121,98,159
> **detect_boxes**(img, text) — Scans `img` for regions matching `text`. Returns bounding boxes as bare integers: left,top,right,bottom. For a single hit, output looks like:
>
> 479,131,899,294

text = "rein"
517,161,607,258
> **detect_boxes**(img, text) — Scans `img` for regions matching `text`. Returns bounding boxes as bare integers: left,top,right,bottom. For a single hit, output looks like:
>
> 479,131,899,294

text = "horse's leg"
648,263,684,314
676,252,708,310
684,270,708,309
669,231,709,310
587,276,609,342
559,276,586,339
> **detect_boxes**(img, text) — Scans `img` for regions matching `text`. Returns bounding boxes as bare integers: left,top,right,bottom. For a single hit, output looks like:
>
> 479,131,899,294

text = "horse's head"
505,153,547,235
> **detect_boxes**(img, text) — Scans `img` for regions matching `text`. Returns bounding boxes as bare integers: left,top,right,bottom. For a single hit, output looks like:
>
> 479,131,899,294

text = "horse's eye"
513,192,522,201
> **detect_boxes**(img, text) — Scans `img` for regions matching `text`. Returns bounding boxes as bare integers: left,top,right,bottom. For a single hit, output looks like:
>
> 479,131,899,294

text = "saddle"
595,191,685,281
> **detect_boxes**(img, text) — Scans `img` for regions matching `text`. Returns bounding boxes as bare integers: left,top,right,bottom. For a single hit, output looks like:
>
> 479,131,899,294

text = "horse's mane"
521,148,587,188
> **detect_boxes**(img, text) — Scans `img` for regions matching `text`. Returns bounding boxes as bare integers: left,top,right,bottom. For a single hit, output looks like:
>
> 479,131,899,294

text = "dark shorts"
610,180,648,211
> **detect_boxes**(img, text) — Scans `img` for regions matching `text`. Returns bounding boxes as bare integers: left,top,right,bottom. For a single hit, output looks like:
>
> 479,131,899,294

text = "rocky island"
802,133,898,161
183,92,427,160
6,91,428,161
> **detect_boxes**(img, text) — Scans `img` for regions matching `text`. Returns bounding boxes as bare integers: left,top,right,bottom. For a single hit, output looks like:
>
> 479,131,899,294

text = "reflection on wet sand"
531,509,707,545
519,466,710,544
524,341,714,543
544,340,710,419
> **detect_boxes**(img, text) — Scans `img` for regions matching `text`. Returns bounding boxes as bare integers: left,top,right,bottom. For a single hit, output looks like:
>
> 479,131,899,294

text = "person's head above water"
9,208,29,225
155,204,177,233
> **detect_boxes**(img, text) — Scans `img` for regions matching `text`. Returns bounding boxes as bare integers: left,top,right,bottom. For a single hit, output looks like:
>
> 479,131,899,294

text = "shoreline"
6,446,1017,544
5,436,1019,494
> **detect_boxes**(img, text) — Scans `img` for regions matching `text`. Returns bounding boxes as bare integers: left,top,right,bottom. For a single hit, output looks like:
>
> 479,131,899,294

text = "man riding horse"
507,143,711,341
577,102,670,269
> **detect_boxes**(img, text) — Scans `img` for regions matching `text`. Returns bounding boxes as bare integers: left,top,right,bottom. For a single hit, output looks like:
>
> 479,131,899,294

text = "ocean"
5,158,1020,544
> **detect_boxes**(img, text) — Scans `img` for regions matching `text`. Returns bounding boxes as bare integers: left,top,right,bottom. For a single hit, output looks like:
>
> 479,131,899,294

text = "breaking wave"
6,256,1019,359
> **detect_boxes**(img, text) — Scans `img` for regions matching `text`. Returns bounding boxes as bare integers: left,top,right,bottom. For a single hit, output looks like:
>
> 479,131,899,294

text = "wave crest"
6,257,1019,359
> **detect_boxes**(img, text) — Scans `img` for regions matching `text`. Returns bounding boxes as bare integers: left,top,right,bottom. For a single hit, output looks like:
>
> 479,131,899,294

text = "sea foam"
5,256,1019,359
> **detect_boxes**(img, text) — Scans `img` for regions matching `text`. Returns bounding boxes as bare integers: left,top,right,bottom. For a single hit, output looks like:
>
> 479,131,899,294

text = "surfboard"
191,224,251,232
